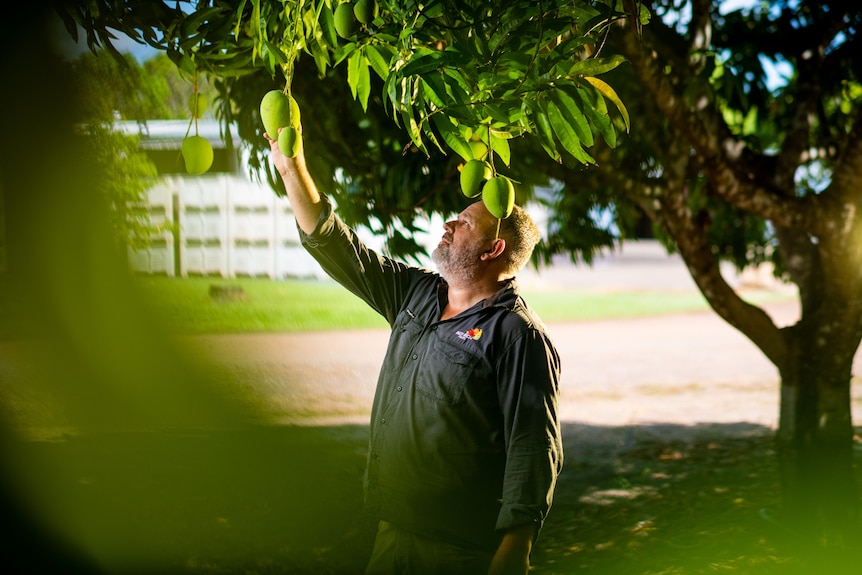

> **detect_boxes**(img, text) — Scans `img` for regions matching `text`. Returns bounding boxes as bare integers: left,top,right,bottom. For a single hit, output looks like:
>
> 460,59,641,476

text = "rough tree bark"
611,4,862,546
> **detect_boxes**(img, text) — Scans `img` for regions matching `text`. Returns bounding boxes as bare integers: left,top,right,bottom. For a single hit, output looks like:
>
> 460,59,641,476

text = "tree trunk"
774,319,860,553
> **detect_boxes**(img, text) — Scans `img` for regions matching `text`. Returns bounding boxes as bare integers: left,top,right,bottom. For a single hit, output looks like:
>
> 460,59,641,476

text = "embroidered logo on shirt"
456,328,483,341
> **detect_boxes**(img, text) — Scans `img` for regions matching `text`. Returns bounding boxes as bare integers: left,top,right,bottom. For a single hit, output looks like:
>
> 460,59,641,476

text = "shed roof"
115,119,241,175
114,119,237,151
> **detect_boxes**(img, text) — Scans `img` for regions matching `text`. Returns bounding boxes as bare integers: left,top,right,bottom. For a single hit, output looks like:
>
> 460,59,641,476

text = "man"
268,129,563,575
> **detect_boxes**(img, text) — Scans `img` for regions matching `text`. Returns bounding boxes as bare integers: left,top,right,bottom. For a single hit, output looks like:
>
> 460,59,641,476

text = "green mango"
470,140,487,160
188,93,207,118
260,90,300,139
334,3,357,39
278,126,301,158
354,0,377,24
459,159,491,198
182,136,213,175
482,176,514,219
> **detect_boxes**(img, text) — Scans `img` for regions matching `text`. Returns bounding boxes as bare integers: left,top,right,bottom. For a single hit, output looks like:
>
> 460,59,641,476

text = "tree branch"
657,171,790,367
595,125,790,367
772,36,822,194
688,0,713,60
614,22,823,234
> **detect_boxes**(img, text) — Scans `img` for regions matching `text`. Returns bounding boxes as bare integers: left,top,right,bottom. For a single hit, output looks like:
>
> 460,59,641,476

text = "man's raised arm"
266,128,323,235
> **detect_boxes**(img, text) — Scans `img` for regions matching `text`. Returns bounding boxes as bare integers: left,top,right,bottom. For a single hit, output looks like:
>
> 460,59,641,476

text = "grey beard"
431,244,480,285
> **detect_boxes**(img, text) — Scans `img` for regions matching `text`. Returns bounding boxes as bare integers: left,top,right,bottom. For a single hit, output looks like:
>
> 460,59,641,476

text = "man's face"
431,202,496,282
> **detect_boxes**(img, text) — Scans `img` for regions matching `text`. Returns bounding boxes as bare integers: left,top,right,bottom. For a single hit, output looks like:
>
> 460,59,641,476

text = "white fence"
129,174,327,279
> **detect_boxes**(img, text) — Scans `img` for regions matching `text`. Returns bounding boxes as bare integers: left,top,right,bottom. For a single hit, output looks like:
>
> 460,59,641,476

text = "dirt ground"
177,298,862,434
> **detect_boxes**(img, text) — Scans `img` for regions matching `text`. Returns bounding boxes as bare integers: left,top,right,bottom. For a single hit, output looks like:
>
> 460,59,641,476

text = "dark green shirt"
301,200,563,552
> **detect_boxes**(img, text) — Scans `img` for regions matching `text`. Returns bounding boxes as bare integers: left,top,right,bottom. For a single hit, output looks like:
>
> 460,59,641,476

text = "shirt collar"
436,277,520,314
482,278,519,309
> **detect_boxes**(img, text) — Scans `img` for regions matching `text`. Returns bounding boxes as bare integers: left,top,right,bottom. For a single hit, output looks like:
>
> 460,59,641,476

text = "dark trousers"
364,520,494,575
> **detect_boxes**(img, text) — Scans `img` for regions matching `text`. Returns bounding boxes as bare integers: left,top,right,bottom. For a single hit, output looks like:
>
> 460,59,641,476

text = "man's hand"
265,125,322,234
488,523,536,575
266,126,303,179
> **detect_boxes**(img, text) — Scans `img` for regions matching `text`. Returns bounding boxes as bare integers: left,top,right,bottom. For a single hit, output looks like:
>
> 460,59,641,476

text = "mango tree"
55,0,638,228
585,0,862,549
54,0,862,551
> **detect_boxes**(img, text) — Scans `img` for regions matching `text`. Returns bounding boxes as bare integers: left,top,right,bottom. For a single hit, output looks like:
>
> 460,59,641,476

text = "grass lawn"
127,276,793,334
0,274,793,338
132,276,391,333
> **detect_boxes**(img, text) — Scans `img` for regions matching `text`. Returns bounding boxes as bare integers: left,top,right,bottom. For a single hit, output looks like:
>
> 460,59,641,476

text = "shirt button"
431,325,437,331
381,418,386,424
412,354,418,360
397,386,403,392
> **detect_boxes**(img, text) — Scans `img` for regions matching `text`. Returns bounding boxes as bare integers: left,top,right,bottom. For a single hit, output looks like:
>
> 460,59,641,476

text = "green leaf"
430,114,473,162
400,49,470,77
384,73,401,122
639,3,653,25
348,50,371,111
440,70,471,120
180,7,225,38
233,0,249,41
443,68,472,97
419,77,445,109
568,55,628,78
357,57,371,112
489,132,511,167
250,0,261,41
200,47,257,73
347,50,361,99
318,2,338,48
198,48,250,61
309,28,333,71
419,72,448,108
312,49,329,76
262,48,276,77
473,31,490,60
490,128,515,140
167,48,196,77
551,89,594,148
333,42,356,67
420,116,445,155
547,100,594,164
575,87,616,148
365,44,393,80
263,41,289,66
480,103,514,127
401,108,428,155
529,104,561,162
583,76,630,133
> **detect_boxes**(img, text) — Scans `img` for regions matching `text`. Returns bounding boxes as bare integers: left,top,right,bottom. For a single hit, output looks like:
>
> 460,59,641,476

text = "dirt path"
178,299,862,435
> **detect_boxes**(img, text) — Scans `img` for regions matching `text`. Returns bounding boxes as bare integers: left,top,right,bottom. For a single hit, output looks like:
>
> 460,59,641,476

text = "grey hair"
495,204,541,274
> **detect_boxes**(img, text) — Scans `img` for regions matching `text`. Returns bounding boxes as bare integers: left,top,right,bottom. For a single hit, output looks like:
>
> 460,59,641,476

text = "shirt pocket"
415,336,481,406
383,308,424,372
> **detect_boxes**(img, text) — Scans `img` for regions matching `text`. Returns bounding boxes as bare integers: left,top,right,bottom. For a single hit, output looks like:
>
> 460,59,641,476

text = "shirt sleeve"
297,197,421,326
494,328,564,535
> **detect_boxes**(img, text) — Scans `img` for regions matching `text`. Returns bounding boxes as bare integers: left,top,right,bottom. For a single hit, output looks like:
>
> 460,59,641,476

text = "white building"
120,119,327,279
